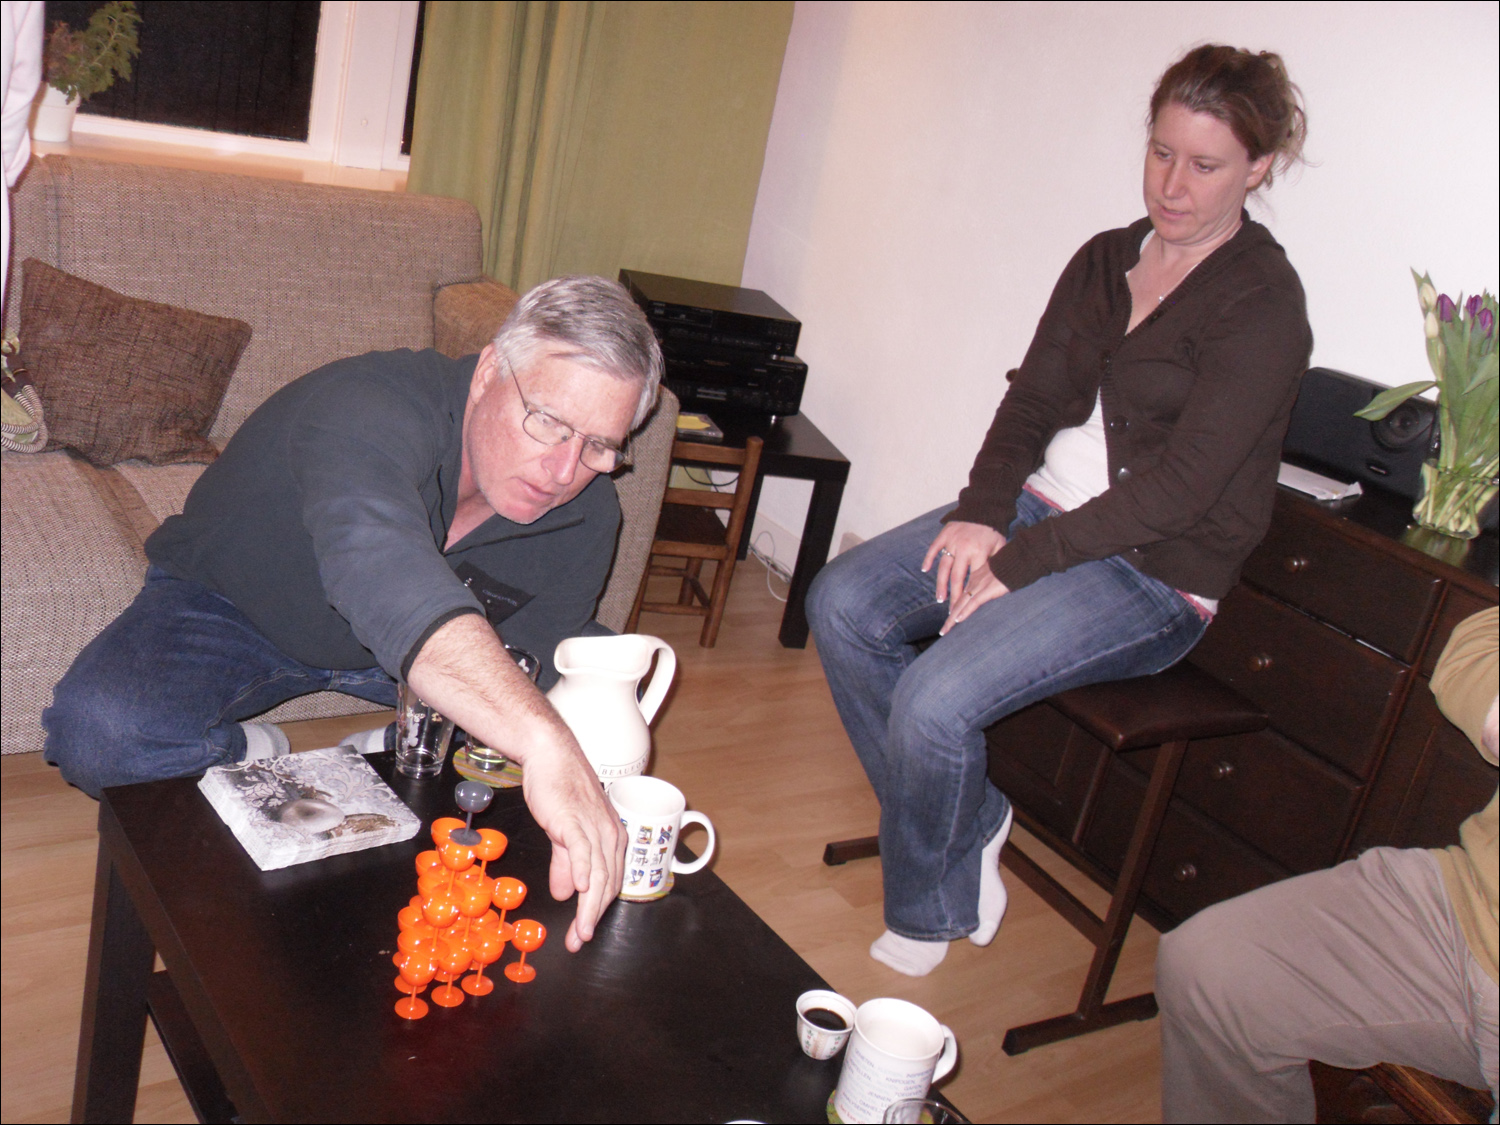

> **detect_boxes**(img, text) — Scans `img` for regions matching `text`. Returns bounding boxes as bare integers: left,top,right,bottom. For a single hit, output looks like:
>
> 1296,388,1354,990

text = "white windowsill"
33,122,408,193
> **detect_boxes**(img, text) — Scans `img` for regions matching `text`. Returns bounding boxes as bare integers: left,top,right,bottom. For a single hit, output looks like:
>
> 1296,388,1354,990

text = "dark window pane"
46,1,321,141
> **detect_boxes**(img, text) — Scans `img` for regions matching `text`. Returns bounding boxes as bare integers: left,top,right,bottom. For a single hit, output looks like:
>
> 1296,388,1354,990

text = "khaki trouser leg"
1157,847,1498,1124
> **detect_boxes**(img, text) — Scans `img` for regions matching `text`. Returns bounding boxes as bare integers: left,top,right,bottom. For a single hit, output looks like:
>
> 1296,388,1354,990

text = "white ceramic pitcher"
547,635,676,780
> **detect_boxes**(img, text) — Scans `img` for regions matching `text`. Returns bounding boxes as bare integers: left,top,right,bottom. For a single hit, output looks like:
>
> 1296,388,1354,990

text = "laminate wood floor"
1,560,1163,1123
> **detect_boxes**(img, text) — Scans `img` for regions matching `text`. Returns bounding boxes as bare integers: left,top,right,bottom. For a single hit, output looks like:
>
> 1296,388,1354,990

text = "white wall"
741,0,1500,560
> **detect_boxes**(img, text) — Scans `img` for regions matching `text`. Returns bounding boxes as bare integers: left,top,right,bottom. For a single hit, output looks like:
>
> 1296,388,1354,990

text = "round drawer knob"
1173,862,1198,883
1284,555,1311,573
1250,653,1274,672
1211,760,1235,780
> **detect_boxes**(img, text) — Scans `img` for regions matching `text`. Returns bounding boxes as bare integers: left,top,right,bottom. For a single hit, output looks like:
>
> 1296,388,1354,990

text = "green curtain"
408,1,793,292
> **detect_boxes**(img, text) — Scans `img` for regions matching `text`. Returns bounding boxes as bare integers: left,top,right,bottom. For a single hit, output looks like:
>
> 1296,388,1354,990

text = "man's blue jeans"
44,566,399,799
806,493,1209,941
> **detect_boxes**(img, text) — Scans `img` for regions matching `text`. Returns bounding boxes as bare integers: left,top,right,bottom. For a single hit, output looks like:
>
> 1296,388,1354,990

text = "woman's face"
1143,102,1273,250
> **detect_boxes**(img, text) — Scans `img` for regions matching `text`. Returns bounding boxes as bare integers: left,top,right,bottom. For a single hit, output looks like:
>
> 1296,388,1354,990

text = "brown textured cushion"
18,259,251,465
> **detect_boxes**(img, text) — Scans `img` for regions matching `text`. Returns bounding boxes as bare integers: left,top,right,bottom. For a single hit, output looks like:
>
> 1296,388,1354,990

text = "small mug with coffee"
796,989,856,1059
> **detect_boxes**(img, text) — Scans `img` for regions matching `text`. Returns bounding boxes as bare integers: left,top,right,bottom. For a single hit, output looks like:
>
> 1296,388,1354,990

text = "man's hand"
922,520,1009,635
407,614,624,950
518,729,624,951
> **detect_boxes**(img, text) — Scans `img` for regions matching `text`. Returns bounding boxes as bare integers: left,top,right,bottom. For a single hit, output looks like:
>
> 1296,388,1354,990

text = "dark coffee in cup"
803,1007,849,1031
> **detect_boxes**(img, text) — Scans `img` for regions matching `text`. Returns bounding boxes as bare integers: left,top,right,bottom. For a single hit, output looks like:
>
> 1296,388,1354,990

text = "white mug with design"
834,997,958,1124
607,775,715,901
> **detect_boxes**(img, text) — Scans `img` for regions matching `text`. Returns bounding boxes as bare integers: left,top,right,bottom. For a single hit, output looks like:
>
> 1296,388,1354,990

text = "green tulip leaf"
1354,381,1436,420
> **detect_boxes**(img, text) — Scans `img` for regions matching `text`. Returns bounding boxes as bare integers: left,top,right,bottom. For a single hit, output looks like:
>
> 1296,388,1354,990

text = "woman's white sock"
970,803,1014,946
870,930,949,976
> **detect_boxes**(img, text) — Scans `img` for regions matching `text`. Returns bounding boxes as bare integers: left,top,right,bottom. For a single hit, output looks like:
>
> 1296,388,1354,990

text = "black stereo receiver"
664,351,807,416
620,269,801,356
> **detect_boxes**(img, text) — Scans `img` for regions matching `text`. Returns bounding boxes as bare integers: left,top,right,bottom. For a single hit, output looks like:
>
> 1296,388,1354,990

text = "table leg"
779,477,845,648
72,833,155,1124
736,468,767,563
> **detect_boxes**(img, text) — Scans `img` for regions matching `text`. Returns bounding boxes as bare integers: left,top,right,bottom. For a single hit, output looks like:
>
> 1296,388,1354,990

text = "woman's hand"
922,521,1010,634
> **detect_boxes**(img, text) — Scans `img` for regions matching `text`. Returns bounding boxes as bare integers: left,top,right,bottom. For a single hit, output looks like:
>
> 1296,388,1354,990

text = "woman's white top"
1023,393,1218,615
1026,393,1109,513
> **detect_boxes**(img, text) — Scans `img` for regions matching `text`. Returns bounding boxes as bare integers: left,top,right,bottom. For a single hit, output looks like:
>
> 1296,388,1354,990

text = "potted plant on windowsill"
32,0,141,144
1356,271,1498,542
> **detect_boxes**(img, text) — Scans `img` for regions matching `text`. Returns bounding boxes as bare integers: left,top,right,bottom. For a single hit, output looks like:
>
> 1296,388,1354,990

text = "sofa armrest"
434,277,521,359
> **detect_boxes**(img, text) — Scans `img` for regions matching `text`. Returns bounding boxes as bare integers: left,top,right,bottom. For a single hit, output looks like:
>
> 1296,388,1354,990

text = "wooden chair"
627,436,764,647
824,661,1267,1053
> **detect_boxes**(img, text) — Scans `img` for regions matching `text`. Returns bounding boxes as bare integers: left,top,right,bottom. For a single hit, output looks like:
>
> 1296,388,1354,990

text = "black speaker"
1282,367,1496,531
1283,367,1435,500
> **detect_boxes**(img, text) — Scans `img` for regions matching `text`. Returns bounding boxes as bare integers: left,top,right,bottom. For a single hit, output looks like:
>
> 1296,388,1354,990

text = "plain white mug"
834,997,958,1124
607,776,715,901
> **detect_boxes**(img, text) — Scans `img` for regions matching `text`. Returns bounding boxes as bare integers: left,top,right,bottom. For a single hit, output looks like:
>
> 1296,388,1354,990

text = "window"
48,1,420,170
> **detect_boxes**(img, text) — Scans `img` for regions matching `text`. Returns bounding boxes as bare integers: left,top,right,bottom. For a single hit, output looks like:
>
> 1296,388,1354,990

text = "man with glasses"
44,276,662,952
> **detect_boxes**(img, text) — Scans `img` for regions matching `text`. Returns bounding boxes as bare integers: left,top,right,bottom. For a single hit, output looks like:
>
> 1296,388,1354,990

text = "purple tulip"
1466,294,1483,317
1479,308,1495,338
1437,294,1457,322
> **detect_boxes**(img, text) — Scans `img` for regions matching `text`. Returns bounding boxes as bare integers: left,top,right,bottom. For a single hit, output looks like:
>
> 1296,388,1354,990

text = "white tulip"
1425,311,1441,339
1418,281,1438,311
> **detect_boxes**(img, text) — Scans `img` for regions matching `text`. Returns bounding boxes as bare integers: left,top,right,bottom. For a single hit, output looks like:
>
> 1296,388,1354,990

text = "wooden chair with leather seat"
627,436,764,647
824,660,1268,1054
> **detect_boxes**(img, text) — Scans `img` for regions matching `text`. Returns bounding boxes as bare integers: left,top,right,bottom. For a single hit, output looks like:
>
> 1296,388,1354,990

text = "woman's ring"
937,548,952,558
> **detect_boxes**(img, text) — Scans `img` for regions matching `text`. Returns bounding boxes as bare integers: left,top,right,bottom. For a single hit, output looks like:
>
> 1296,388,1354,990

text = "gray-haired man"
44,275,662,951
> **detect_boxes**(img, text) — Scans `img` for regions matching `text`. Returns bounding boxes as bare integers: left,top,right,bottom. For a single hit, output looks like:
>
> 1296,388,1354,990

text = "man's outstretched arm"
406,613,624,951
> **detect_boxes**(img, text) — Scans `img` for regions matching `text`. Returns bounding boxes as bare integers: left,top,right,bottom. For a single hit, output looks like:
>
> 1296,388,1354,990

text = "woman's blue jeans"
806,493,1209,941
43,566,399,799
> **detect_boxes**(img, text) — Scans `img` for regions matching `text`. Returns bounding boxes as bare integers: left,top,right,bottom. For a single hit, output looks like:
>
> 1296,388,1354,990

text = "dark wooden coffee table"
72,755,845,1123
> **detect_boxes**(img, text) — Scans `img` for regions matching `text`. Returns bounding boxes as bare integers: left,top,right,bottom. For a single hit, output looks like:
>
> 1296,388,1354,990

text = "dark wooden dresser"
986,486,1499,930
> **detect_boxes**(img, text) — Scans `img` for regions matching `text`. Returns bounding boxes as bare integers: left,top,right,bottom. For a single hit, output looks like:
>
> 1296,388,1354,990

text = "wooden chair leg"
626,567,648,634
700,553,740,647
1001,737,1189,1054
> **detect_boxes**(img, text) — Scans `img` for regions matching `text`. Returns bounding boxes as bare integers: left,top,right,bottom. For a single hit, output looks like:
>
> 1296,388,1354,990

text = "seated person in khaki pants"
1157,606,1498,1122
43,276,662,952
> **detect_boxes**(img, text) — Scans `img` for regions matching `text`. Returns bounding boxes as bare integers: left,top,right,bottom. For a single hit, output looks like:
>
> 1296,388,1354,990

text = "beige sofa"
1,155,674,757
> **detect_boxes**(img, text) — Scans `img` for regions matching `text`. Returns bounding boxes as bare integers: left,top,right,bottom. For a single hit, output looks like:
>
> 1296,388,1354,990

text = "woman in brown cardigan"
807,45,1312,977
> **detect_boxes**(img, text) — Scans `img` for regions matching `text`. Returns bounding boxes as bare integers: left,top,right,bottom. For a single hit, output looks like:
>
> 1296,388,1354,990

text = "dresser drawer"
1084,759,1289,924
1129,729,1361,873
1190,585,1408,779
1242,496,1442,662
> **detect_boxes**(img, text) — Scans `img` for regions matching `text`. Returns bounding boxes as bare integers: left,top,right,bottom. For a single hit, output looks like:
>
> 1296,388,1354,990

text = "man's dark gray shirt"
146,349,621,687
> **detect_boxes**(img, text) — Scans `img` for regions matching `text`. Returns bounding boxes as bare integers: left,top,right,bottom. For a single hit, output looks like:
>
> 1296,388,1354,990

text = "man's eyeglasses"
505,359,629,473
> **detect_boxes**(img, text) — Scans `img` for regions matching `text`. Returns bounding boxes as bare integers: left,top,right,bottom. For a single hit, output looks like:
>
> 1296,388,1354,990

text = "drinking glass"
394,682,454,779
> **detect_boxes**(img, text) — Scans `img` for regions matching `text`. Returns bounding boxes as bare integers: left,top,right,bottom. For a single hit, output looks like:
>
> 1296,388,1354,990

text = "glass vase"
1412,458,1498,540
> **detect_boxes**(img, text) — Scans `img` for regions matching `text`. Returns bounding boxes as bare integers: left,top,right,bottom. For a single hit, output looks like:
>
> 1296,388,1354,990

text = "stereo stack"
620,269,807,417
